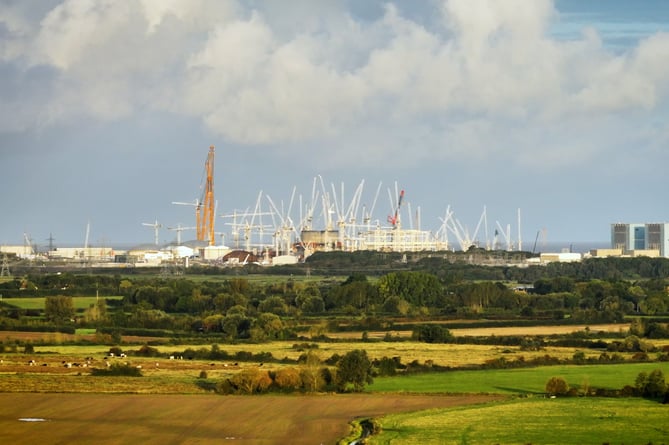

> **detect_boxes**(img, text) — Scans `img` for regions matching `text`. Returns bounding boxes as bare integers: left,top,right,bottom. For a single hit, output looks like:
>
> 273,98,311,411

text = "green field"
370,362,669,394
1,296,122,310
368,397,669,444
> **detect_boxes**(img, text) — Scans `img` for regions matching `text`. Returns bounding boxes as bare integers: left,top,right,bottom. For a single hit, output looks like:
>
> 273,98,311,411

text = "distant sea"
534,241,610,254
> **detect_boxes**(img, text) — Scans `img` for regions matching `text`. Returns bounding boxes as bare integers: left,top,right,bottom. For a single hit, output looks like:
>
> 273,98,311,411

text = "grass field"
368,397,669,444
1,296,123,310
369,362,669,394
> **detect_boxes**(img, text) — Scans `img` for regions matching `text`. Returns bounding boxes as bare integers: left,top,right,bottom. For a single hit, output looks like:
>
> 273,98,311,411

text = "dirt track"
0,393,502,445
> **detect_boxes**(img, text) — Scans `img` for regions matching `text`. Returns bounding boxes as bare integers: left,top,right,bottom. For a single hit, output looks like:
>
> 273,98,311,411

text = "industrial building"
610,222,669,258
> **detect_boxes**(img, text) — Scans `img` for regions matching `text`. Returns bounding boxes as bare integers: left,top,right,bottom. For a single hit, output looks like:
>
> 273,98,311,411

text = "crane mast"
199,145,216,246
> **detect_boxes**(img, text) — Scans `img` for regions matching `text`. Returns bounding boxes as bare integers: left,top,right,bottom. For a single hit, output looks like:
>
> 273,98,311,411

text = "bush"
545,376,569,396
91,363,142,377
135,344,160,357
635,369,667,399
273,368,302,391
412,324,453,343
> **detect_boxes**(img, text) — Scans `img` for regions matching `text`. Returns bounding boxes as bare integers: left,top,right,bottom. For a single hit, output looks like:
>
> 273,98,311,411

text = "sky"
1,0,668,249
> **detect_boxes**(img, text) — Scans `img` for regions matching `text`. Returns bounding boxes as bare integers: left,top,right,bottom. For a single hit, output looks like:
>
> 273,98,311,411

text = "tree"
413,324,453,343
636,369,667,399
250,312,285,341
83,298,108,323
545,376,569,396
378,271,442,307
299,350,324,392
230,368,272,394
44,296,75,323
258,296,289,316
336,349,373,392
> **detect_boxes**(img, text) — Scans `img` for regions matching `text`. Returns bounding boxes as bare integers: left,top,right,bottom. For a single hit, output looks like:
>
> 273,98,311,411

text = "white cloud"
1,0,669,172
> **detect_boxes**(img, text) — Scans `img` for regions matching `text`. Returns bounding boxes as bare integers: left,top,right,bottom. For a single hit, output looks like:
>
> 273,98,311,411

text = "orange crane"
200,145,216,246
173,146,216,246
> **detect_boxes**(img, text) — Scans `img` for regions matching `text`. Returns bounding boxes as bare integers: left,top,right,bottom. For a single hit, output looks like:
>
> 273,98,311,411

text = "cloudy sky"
1,0,668,249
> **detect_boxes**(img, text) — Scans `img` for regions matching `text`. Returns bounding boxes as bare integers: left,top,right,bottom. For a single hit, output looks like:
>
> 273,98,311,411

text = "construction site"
162,146,525,265
2,146,528,268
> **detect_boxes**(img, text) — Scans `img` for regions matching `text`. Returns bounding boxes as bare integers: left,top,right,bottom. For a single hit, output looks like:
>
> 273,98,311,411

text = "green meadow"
1,296,122,310
368,397,669,445
370,362,669,394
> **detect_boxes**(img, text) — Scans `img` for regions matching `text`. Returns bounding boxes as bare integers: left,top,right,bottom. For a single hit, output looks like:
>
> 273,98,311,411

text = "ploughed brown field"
0,393,501,445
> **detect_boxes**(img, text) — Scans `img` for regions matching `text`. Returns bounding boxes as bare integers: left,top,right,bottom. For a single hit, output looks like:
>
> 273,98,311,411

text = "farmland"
1,258,668,444
0,392,500,445
1,330,668,444
367,397,669,445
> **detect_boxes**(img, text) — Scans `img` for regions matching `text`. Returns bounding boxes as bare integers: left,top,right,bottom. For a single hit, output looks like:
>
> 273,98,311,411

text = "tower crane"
172,199,202,241
387,188,405,228
167,224,195,245
173,146,217,246
142,219,162,246
201,146,216,246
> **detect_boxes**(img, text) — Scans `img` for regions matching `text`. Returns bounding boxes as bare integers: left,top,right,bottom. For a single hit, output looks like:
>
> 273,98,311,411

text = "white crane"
266,188,298,256
142,219,162,246
167,224,195,245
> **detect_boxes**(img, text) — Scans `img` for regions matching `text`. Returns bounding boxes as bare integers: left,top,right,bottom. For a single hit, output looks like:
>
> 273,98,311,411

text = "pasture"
368,397,669,444
369,362,669,394
27,340,636,369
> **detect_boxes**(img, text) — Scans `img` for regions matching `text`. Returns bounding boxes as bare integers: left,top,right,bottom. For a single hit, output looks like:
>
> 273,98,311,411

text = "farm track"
0,392,502,445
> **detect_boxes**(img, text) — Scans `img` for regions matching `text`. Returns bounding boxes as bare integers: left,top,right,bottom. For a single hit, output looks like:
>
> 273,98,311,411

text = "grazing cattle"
169,356,175,360
28,360,36,366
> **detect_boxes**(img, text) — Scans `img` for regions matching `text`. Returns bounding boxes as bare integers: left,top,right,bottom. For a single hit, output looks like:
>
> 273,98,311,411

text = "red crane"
387,189,404,228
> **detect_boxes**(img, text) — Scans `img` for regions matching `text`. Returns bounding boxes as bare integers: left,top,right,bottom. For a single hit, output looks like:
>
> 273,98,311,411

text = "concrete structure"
127,248,173,264
202,245,231,261
590,248,623,258
539,252,582,263
0,245,33,259
628,249,661,258
611,222,669,258
48,247,115,261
